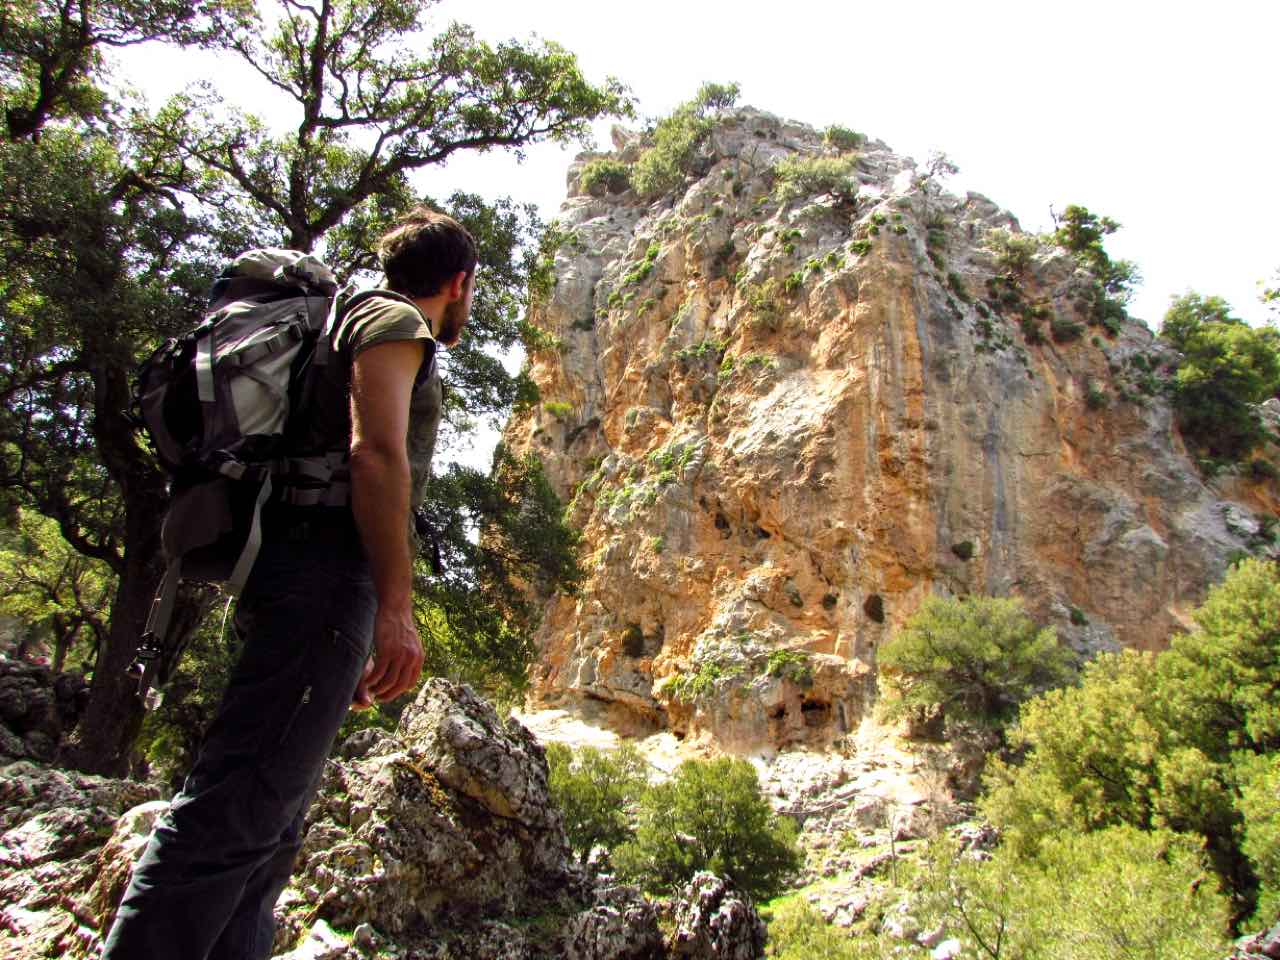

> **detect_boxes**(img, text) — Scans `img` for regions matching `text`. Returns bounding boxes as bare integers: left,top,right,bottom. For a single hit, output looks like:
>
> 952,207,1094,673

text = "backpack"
129,248,415,697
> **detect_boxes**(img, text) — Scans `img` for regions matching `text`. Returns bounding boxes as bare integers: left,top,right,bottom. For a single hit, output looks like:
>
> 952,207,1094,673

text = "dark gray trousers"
104,511,376,960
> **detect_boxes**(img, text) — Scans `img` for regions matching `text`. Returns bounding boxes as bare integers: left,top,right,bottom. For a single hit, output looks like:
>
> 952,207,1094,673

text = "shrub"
546,743,649,862
1163,294,1280,461
917,827,1231,960
822,125,866,153
765,650,813,687
984,227,1041,276
613,757,802,900
543,400,573,421
1050,314,1085,342
1237,753,1280,925
579,157,631,196
764,899,872,959
950,540,975,561
631,82,739,199
878,595,1074,733
771,155,859,204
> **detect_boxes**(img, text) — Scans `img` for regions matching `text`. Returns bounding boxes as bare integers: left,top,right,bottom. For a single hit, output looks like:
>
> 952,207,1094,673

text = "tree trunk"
58,514,162,776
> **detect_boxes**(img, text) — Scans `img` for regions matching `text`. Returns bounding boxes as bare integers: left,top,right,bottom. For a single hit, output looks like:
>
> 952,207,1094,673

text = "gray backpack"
130,249,415,695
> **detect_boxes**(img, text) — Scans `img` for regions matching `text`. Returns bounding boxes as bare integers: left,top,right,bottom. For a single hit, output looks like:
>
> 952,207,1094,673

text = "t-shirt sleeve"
335,295,436,382
336,296,432,357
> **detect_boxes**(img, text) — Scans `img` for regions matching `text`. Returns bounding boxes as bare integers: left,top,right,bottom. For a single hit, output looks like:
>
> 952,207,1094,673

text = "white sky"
116,0,1279,329
115,1,1278,467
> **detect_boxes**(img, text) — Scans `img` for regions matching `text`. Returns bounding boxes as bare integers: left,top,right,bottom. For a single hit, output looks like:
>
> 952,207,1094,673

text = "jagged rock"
288,679,574,935
0,761,162,959
85,799,168,940
668,873,765,959
561,883,665,960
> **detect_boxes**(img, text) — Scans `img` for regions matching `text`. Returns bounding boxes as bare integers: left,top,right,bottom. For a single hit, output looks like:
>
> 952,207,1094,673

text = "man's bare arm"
348,338,426,706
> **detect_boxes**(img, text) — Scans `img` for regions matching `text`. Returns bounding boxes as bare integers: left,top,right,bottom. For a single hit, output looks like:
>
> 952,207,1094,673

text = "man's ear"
446,270,469,301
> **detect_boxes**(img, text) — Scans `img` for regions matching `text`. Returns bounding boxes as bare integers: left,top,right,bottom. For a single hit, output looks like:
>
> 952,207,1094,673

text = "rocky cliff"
503,106,1280,753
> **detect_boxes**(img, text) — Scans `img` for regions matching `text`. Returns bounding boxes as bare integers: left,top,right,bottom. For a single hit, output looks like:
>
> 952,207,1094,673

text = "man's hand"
353,604,423,708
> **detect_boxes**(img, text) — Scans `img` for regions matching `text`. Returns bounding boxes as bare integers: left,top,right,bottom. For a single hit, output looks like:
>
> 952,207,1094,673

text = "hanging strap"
227,472,273,596
131,557,182,699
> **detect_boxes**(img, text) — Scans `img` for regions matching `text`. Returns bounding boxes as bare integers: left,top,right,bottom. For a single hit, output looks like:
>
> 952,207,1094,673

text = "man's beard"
437,297,467,346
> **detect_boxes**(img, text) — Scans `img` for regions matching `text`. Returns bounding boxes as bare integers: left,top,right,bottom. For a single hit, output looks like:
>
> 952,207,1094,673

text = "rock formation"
502,106,1280,753
3,680,776,959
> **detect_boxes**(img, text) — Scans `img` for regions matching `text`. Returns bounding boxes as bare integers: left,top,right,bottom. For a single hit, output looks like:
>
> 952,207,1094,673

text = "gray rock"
669,873,766,959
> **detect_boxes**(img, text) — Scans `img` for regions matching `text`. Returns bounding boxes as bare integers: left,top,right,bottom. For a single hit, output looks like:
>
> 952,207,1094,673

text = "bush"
771,155,859,204
765,650,813,687
614,756,802,900
579,157,631,196
1163,294,1280,461
917,827,1231,960
765,899,872,959
543,400,573,421
631,82,739,199
984,227,1041,276
1237,753,1280,925
546,742,649,862
878,595,1075,733
822,125,865,153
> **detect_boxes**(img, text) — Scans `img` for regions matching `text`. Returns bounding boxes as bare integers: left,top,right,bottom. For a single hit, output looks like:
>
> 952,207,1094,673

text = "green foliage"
984,227,1041,276
765,650,813,687
1049,204,1139,327
0,0,627,773
765,899,871,959
822,125,866,153
614,756,802,900
579,157,631,196
0,507,113,671
1160,292,1238,351
1161,293,1280,461
413,449,583,706
983,559,1280,921
772,155,859,204
917,828,1230,959
622,241,662,285
631,82,739,199
1237,753,1280,924
663,658,739,703
946,271,972,303
878,595,1075,733
546,742,649,862
543,400,574,421
950,541,975,561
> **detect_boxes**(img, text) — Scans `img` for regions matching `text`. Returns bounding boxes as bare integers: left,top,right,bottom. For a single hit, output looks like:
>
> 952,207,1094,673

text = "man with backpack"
103,207,477,959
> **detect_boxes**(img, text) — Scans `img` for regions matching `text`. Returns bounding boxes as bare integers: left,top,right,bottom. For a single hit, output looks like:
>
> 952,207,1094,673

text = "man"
103,207,476,959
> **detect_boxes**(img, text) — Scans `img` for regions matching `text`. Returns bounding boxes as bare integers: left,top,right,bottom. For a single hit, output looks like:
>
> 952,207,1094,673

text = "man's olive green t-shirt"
329,294,443,526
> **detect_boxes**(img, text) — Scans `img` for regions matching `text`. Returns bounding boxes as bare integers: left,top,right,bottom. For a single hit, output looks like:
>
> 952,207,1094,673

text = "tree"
0,507,114,671
545,741,648,863
982,559,1280,925
0,0,628,775
1159,291,1239,352
1160,294,1280,461
877,595,1075,734
614,756,801,901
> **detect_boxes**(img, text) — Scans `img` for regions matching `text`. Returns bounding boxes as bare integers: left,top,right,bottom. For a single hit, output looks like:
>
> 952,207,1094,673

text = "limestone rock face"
503,106,1280,751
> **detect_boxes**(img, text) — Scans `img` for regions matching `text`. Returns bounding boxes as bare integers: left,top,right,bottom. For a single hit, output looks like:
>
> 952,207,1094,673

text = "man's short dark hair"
378,206,477,298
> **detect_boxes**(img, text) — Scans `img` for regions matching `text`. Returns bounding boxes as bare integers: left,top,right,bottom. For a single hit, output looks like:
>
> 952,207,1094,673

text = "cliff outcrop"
503,106,1280,753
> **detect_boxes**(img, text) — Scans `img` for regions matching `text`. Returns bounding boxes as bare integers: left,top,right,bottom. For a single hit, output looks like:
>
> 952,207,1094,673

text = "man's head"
378,207,477,346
